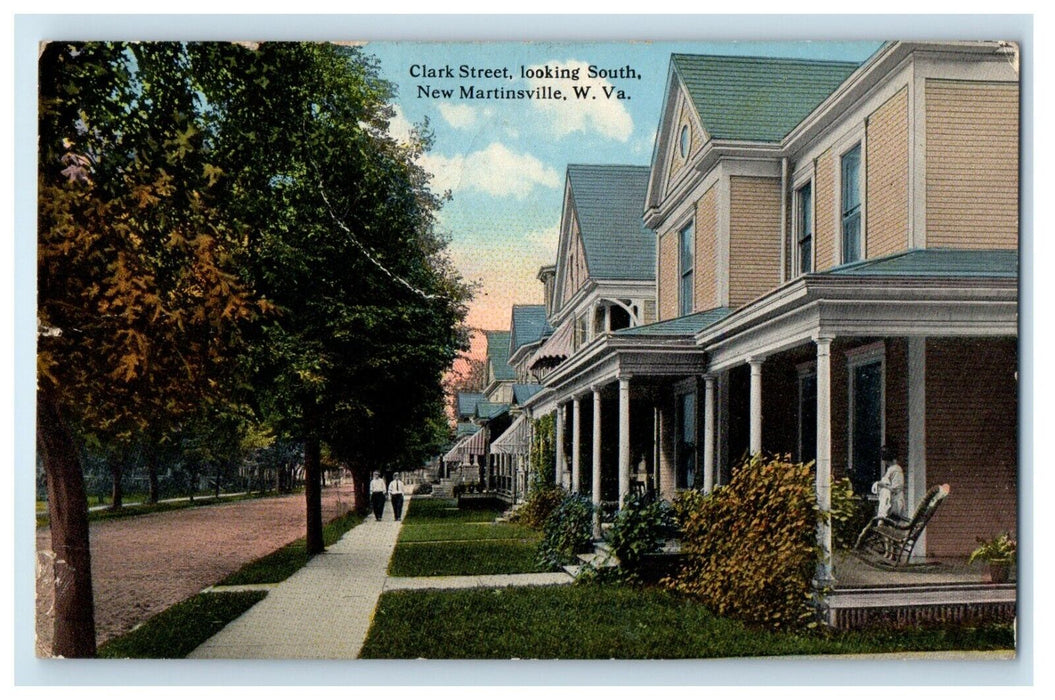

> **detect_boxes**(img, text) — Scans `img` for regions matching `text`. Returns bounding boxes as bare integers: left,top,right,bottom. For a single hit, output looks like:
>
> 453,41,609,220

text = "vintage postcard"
29,30,1023,679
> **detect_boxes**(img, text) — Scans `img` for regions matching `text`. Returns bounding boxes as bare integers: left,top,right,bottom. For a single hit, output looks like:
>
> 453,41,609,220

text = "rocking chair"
854,483,950,568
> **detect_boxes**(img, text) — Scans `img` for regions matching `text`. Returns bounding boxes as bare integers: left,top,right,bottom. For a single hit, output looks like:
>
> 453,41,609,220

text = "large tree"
38,43,260,657
192,42,470,551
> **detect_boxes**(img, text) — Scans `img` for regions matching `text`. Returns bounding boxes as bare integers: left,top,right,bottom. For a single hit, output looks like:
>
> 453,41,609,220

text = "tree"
38,42,259,657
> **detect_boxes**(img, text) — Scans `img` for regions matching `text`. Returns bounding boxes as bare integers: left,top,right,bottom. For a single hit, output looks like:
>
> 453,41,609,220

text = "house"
525,41,1019,626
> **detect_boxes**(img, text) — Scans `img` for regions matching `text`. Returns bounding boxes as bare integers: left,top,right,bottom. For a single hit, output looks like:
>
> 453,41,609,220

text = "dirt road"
35,485,356,657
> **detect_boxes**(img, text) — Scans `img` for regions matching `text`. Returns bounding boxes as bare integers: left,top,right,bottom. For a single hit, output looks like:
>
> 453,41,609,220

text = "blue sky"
364,40,883,342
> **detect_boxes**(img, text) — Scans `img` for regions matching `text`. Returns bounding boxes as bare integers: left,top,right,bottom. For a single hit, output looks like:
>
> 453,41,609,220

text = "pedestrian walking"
369,471,387,521
388,472,406,521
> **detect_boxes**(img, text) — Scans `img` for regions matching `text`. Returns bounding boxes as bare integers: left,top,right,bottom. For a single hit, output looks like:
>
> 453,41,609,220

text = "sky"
361,40,884,367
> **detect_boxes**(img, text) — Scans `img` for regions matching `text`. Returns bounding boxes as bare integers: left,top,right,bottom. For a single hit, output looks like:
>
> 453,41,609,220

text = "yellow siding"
560,214,589,304
926,80,1019,249
728,176,782,308
814,149,836,270
658,229,678,321
866,87,909,258
694,184,719,311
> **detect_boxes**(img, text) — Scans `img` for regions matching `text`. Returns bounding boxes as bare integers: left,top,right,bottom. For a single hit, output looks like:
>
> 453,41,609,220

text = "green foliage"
968,532,1017,565
360,585,1015,659
606,491,675,573
97,591,266,659
515,485,566,530
529,414,555,490
667,453,820,631
829,476,872,550
537,492,594,570
670,488,708,532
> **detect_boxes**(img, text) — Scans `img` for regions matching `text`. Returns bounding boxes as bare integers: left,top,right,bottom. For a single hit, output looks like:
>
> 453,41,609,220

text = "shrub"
413,482,433,495
537,492,594,570
829,477,871,550
670,488,708,532
606,491,675,574
516,484,566,529
666,453,820,630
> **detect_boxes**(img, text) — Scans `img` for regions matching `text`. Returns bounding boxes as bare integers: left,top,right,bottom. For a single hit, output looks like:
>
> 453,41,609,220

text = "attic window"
679,124,690,158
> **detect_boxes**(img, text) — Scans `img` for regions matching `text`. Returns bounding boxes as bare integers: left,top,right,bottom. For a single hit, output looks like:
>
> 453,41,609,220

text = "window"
847,346,885,496
679,124,690,158
841,144,862,263
797,182,813,274
797,368,817,464
676,392,697,489
574,314,587,350
679,221,694,316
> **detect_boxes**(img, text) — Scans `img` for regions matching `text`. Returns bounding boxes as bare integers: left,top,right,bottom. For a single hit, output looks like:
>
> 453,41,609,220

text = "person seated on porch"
872,444,906,520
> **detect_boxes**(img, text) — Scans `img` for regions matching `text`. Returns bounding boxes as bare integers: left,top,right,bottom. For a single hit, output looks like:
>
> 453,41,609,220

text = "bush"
670,488,708,532
829,477,871,550
516,484,566,529
606,491,675,574
537,492,594,569
413,482,433,495
666,453,820,630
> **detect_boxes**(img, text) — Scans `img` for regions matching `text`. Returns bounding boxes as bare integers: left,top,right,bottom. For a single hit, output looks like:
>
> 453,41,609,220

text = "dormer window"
679,124,690,158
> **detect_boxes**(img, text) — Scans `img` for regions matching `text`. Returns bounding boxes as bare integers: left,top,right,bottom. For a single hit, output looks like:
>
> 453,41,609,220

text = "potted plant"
968,532,1016,583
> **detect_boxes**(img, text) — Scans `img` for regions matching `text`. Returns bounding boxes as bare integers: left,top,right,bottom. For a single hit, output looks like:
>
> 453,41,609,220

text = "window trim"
838,141,865,264
679,123,690,159
678,219,695,317
675,389,698,490
793,179,814,276
796,362,817,465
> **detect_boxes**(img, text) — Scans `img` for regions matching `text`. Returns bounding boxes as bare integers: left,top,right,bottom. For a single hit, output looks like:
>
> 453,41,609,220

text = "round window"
679,124,690,158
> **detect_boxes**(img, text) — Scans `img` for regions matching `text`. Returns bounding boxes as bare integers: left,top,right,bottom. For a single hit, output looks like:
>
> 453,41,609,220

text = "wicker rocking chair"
854,483,950,568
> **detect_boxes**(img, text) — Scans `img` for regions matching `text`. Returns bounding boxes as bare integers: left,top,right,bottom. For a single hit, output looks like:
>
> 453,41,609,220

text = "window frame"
795,179,814,275
845,342,886,493
840,142,863,264
678,219,695,317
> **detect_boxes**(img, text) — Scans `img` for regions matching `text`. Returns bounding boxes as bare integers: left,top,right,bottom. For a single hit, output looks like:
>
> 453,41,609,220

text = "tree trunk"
350,462,370,516
147,448,159,504
109,459,123,511
214,461,221,499
304,434,324,555
37,389,97,658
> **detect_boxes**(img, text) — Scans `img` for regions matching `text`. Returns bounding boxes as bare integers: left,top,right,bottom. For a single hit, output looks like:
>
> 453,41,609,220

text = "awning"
443,434,473,463
463,425,489,456
529,321,573,370
490,414,531,455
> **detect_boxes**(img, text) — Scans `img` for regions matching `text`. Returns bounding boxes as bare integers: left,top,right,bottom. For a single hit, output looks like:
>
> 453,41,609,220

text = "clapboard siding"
658,228,678,321
560,214,589,305
925,80,1019,249
814,149,836,270
866,87,909,259
694,184,720,311
925,338,1018,557
728,176,782,308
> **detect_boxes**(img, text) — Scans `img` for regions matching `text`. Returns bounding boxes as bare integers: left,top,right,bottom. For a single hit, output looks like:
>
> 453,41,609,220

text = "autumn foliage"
666,454,820,630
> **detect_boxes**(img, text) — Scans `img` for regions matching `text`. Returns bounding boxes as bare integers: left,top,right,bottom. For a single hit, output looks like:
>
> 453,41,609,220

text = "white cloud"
419,142,560,199
387,104,414,143
525,59,634,142
437,102,480,129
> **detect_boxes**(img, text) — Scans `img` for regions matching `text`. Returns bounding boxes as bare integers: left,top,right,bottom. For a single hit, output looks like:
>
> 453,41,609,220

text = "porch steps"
562,541,620,578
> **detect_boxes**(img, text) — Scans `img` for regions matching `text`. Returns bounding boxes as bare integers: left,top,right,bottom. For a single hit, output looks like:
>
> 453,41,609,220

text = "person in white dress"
872,445,906,520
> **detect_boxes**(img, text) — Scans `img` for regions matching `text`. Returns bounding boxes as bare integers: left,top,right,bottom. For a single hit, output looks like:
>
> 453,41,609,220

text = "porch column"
908,337,928,560
618,375,631,507
815,336,835,585
555,403,564,487
749,357,764,455
703,374,716,493
571,396,582,493
592,386,603,538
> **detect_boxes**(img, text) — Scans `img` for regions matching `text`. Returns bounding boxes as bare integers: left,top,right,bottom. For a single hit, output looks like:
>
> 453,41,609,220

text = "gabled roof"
457,392,485,419
825,248,1018,278
509,305,552,355
456,421,480,438
615,306,733,337
485,330,516,382
474,401,510,421
670,54,860,143
511,383,544,405
567,164,655,280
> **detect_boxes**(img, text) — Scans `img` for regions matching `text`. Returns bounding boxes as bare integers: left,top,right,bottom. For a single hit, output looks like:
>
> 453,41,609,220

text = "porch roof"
615,306,732,337
512,383,543,405
529,320,574,370
474,401,510,421
490,414,531,455
827,248,1018,278
455,421,478,438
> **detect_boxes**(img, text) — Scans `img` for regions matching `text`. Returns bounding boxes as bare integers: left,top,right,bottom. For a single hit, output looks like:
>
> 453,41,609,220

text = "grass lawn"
98,591,266,659
359,584,1014,659
36,491,272,529
388,497,548,577
218,510,364,585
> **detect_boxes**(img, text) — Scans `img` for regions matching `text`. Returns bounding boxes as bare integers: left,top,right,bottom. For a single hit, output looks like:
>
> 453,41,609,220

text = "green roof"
567,164,655,281
509,305,552,354
456,421,480,438
615,306,733,337
456,393,484,419
826,249,1018,278
474,401,510,420
485,330,516,382
512,383,543,405
671,54,860,142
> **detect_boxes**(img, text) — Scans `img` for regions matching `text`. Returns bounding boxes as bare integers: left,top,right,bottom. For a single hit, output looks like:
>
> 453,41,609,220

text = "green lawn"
219,510,364,585
98,591,266,659
36,491,273,528
359,584,1014,659
388,497,547,577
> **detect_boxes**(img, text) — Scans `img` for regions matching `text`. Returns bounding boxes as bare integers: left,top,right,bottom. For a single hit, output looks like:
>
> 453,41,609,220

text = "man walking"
369,471,387,521
388,472,406,521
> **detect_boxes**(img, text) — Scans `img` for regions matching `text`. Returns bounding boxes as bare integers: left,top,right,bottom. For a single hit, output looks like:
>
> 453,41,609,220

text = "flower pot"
988,560,1012,584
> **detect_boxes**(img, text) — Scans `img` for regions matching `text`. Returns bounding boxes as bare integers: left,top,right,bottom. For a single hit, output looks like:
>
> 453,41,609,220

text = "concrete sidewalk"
188,498,406,659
